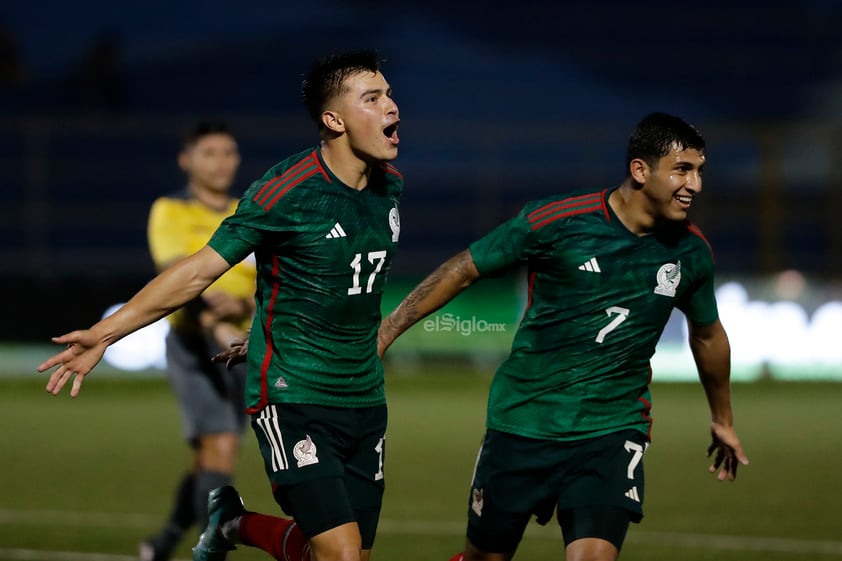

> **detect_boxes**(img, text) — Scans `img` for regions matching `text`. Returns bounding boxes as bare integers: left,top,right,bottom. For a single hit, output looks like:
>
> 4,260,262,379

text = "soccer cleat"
192,486,246,561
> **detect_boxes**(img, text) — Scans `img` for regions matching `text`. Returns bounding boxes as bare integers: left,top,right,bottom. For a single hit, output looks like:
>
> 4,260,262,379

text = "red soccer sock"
448,553,464,561
239,512,310,561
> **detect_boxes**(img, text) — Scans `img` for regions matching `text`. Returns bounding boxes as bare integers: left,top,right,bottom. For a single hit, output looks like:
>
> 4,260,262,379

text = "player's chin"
663,204,689,222
377,143,399,162
359,141,398,164
209,179,234,192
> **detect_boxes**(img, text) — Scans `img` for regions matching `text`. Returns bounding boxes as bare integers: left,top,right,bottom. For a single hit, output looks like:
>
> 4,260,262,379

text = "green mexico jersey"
208,147,403,411
469,188,718,441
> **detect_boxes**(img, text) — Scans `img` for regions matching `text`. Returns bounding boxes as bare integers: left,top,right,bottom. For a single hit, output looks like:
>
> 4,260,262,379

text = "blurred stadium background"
2,1,842,559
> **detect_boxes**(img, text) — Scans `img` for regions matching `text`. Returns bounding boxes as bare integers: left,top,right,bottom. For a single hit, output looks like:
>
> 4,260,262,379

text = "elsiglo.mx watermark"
423,313,508,336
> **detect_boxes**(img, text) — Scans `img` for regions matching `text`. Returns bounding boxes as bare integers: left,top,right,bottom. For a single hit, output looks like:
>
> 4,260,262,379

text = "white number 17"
348,250,387,295
595,306,630,343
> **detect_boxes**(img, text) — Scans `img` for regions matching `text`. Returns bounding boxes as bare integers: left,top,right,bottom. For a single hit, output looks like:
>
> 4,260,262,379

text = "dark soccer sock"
194,470,233,530
148,472,196,555
239,512,308,561
168,471,197,529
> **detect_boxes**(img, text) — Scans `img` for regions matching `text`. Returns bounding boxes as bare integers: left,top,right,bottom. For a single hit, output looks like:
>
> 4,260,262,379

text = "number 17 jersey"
469,189,719,442
208,147,403,412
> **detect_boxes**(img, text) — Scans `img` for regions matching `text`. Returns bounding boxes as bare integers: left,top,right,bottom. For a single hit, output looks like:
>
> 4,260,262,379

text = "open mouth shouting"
383,121,400,145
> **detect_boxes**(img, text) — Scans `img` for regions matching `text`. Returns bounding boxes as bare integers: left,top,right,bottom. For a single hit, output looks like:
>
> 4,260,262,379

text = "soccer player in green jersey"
38,50,402,561
378,113,749,561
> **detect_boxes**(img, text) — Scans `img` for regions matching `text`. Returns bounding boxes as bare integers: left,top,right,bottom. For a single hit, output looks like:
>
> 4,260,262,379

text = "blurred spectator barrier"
86,272,842,381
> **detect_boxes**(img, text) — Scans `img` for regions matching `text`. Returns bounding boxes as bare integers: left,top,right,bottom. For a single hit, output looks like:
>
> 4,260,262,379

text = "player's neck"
188,182,231,211
320,141,371,191
609,182,656,236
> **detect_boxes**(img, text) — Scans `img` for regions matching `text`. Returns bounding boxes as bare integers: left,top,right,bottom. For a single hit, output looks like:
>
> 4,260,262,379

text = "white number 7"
595,306,630,343
624,440,644,479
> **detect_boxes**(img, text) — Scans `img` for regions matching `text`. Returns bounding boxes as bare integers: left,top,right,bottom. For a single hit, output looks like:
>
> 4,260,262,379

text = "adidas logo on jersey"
325,222,347,239
624,486,641,503
578,257,601,272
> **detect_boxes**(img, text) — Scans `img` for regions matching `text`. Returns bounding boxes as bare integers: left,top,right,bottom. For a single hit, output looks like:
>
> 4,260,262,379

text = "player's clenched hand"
37,330,108,398
706,421,749,481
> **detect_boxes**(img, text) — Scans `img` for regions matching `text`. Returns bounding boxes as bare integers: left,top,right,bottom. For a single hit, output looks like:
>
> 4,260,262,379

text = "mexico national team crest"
653,261,681,297
293,435,319,467
389,207,400,242
471,488,484,517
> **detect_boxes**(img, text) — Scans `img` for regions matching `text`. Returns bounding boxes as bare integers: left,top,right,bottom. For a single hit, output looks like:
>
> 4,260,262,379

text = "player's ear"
629,158,648,185
177,150,190,172
322,110,345,134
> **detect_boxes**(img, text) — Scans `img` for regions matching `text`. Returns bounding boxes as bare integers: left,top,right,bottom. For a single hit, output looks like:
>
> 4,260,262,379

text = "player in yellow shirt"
141,121,256,561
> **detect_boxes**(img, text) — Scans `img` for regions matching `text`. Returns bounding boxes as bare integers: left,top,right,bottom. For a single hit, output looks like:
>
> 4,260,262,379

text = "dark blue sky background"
4,0,842,122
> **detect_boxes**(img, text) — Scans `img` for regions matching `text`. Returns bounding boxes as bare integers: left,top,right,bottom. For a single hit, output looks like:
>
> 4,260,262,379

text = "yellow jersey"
147,189,256,332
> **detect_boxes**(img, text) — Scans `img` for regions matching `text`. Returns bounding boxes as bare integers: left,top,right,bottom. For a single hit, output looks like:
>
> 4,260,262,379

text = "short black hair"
184,120,234,147
302,50,382,129
626,113,705,174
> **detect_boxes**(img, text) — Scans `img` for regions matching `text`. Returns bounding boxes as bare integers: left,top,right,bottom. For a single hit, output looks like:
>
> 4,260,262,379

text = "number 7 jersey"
469,189,719,442
208,147,403,412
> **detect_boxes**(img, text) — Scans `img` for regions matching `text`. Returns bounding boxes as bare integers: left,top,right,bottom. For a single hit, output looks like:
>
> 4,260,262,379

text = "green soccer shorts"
251,403,387,548
466,428,648,552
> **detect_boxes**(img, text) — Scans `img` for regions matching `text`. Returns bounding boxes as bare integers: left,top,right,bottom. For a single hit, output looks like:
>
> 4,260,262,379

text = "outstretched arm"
688,318,749,481
38,245,233,397
378,249,481,357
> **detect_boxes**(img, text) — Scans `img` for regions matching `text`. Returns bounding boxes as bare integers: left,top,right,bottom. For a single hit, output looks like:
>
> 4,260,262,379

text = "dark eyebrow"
675,160,700,169
360,88,384,99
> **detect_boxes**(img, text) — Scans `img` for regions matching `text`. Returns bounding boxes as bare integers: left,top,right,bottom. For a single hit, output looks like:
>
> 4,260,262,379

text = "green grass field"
1,369,841,561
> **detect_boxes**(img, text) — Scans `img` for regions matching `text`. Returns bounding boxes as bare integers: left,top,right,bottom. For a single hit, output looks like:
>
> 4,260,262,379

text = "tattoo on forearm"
385,251,474,338
401,267,448,320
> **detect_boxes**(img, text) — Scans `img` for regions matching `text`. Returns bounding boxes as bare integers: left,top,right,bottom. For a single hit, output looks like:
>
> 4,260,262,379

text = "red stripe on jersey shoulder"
309,149,331,183
380,162,403,179
527,192,602,223
686,222,715,260
599,188,610,221
528,191,605,231
253,157,313,206
263,168,319,211
253,151,329,211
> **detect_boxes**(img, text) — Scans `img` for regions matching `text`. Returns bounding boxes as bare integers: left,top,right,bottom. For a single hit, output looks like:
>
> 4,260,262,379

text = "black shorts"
251,403,387,548
165,330,247,443
466,428,648,552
